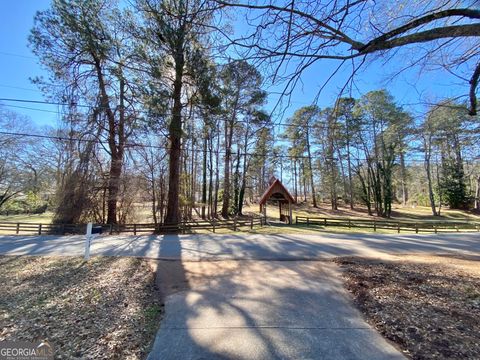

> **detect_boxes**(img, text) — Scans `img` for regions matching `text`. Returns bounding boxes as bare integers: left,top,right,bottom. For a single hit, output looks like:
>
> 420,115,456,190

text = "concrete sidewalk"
0,232,479,260
147,261,405,359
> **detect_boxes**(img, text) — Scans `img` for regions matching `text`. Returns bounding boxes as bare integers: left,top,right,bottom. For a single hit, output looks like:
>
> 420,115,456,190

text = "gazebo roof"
259,177,295,205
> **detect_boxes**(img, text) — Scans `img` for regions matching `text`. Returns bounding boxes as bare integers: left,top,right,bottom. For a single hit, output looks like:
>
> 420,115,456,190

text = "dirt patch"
0,255,163,359
336,255,480,359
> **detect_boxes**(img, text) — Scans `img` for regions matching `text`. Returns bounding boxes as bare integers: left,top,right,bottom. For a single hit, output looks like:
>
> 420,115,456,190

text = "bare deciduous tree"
217,0,479,115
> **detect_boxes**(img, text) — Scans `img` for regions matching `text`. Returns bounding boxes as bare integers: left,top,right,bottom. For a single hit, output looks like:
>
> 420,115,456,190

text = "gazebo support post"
289,201,292,224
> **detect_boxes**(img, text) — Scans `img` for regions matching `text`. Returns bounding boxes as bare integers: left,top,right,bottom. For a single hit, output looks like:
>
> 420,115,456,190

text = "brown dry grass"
244,202,480,222
336,255,480,359
0,256,162,359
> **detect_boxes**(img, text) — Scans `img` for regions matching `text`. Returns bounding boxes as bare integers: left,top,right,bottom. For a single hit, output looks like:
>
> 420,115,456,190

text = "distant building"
259,177,295,224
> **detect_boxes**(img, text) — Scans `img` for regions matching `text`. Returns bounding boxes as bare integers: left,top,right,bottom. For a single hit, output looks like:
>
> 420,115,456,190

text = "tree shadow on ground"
146,234,403,359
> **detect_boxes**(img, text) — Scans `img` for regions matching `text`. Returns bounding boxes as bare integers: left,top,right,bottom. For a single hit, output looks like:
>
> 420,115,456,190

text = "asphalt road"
0,232,478,260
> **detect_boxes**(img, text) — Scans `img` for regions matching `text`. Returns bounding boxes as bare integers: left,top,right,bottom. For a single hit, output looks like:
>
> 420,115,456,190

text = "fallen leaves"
336,255,480,359
0,255,163,359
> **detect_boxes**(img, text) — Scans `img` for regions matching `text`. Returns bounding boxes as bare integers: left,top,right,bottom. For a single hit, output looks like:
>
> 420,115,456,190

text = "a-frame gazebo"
259,177,295,224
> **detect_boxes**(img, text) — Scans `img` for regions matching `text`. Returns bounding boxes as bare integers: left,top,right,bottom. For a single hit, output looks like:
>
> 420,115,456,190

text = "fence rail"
296,216,480,233
3,216,478,235
0,217,266,235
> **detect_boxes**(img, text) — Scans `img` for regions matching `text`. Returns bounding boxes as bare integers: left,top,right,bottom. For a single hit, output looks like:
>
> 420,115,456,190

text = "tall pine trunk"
201,134,208,219
424,135,438,216
165,48,184,226
221,119,234,218
399,151,408,206
306,127,317,207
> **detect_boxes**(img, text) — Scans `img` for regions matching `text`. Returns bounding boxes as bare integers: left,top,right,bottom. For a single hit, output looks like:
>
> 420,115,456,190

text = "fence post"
477,224,479,232
307,218,310,226
373,220,376,232
234,217,237,231
295,216,298,224
213,220,216,233
250,218,253,229
455,225,459,232
434,225,437,234
134,224,137,236
397,223,400,234
16,223,20,234
415,223,418,234
38,224,42,235
324,218,327,226
109,224,113,235
348,219,351,229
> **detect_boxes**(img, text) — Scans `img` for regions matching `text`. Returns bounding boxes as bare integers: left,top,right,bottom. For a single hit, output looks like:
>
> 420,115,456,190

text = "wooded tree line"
0,0,478,223
281,91,479,218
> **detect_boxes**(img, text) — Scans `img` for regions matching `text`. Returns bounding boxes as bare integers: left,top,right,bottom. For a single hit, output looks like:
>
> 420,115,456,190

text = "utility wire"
0,97,346,130
0,130,468,164
1,99,477,162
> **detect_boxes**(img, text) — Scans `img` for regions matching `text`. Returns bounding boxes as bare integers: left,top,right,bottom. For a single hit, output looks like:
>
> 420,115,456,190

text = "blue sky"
0,1,471,129
0,0,58,127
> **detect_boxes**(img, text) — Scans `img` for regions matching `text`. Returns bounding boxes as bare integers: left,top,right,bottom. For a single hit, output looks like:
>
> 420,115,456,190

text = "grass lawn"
0,212,54,223
244,202,480,222
336,255,480,359
0,256,162,359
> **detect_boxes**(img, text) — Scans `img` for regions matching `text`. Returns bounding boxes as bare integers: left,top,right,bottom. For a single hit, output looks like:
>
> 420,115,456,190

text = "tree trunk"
233,148,241,215
221,120,233,218
190,131,196,218
346,120,354,209
238,129,250,215
151,170,158,227
93,57,124,225
201,133,208,219
399,151,408,206
306,127,317,207
165,49,184,226
208,133,214,217
425,149,438,216
475,175,480,211
357,166,372,215
301,162,307,202
293,159,298,202
105,90,124,225
213,132,220,218
329,158,338,210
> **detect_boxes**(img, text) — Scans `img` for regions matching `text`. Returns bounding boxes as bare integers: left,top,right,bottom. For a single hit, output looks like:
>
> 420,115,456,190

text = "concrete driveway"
148,260,405,360
0,232,478,260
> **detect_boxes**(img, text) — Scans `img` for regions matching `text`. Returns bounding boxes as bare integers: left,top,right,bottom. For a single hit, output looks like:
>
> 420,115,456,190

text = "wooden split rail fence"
0,217,266,235
296,216,480,233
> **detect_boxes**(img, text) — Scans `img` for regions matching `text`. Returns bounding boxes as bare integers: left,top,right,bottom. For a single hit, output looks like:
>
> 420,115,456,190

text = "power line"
0,129,469,164
0,97,94,109
1,98,477,162
0,96,332,129
0,51,36,60
0,84,41,93
4,97,477,135
1,104,61,114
